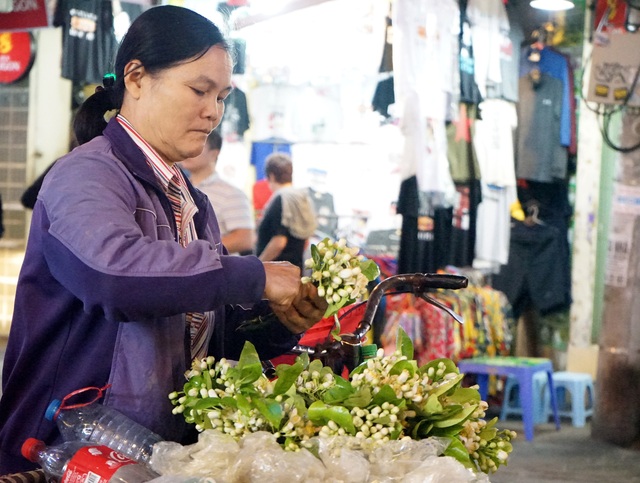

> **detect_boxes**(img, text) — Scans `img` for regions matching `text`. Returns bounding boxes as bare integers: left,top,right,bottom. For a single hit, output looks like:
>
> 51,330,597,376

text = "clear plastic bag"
149,430,239,480
148,430,491,483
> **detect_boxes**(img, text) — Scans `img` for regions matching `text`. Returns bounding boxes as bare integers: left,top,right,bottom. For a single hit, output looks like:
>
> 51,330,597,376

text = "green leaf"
446,387,481,405
324,297,353,318
311,244,321,266
389,359,417,377
342,386,372,409
430,374,464,398
273,358,305,396
410,418,433,439
202,368,213,390
371,384,404,407
308,359,324,375
192,397,223,411
424,394,444,414
288,394,308,415
235,393,252,416
237,342,263,386
254,398,284,429
360,259,380,281
420,358,460,378
329,314,342,340
430,424,466,438
307,400,356,434
397,327,414,360
431,403,477,428
218,396,239,410
443,437,475,469
424,404,463,421
322,375,355,404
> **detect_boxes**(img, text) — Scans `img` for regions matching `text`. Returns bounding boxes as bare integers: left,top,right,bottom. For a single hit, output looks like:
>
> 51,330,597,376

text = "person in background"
180,129,255,255
256,153,318,270
0,6,326,475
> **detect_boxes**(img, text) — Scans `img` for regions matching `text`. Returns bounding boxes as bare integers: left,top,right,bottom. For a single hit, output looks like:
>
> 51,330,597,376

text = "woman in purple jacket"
0,6,326,474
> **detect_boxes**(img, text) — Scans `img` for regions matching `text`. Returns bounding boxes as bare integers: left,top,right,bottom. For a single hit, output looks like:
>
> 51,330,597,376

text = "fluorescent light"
530,0,575,11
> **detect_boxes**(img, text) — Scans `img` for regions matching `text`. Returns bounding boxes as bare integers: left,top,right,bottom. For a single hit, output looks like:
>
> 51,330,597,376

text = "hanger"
524,204,544,226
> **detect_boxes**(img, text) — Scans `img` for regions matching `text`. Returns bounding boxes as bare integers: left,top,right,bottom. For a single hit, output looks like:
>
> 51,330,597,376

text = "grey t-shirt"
516,73,568,182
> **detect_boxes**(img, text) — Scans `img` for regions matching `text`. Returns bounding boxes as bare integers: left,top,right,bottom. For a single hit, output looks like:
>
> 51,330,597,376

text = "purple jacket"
0,119,299,474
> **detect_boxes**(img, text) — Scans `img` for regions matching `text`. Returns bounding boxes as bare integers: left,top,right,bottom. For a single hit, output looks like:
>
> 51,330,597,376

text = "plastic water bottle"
46,399,164,464
21,438,160,482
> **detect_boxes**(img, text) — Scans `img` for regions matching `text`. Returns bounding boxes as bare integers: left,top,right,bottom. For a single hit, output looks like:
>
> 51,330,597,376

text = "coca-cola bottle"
21,438,160,483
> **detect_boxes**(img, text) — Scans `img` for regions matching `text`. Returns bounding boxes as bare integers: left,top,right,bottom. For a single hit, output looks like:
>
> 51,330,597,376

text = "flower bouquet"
167,329,514,480
163,239,515,481
237,237,379,339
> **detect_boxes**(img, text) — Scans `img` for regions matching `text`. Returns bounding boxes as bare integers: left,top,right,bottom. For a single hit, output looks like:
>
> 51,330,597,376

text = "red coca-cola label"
62,446,136,483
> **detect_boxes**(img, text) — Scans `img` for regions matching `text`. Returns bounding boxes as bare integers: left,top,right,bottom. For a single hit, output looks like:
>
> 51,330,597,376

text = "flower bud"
338,268,353,279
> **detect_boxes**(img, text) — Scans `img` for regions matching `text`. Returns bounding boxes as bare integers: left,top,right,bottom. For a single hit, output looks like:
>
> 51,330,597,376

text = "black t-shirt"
257,195,306,269
54,0,117,84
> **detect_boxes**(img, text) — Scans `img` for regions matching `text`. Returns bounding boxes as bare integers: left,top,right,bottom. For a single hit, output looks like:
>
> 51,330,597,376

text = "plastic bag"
228,432,326,483
149,430,491,483
149,430,239,480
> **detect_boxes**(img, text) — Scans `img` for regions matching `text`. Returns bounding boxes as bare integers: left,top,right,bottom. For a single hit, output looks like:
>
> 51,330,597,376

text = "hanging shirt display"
220,87,250,142
458,0,483,106
473,99,518,269
466,0,510,99
54,0,117,85
516,73,568,182
520,45,573,148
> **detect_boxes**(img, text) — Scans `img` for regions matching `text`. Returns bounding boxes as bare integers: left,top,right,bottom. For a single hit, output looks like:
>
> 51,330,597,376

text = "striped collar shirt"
117,114,199,245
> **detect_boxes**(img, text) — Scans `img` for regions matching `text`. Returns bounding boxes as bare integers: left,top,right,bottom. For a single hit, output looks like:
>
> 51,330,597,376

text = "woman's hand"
262,261,301,308
270,282,328,334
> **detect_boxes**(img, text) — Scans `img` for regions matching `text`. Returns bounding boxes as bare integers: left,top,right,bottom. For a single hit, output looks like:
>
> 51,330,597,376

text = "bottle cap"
360,344,378,360
21,438,44,462
45,399,62,421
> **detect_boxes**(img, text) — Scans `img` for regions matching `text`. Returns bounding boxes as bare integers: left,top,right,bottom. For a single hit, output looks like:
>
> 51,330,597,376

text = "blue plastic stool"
543,371,595,427
457,356,560,441
500,371,549,424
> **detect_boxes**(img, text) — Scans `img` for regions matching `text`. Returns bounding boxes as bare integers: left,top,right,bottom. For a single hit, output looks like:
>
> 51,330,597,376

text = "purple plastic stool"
457,356,560,441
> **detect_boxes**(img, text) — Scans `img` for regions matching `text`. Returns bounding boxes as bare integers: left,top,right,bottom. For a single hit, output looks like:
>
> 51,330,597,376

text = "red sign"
0,0,49,32
0,31,34,84
594,0,628,32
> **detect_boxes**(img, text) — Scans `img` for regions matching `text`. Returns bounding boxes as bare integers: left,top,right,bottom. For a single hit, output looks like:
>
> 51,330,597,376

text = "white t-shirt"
197,172,255,250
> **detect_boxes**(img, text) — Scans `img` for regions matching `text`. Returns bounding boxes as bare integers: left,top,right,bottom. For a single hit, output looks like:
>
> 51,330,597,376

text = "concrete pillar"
592,110,640,446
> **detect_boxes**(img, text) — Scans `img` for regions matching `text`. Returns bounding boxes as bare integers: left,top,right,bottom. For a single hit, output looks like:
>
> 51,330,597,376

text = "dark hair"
73,5,229,144
205,129,223,152
265,153,293,184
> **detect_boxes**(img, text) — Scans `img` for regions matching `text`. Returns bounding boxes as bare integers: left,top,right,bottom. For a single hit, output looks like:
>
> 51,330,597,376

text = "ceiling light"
530,0,575,11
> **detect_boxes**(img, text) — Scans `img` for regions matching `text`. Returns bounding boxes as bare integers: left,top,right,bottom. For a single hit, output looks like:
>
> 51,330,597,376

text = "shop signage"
586,30,640,106
0,31,35,84
0,0,49,31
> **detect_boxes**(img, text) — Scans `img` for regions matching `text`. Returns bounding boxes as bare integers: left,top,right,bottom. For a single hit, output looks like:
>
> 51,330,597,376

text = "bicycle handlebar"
290,272,468,358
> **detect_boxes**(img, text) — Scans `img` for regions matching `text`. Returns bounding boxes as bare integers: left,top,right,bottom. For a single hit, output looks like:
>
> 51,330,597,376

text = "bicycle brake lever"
418,293,464,324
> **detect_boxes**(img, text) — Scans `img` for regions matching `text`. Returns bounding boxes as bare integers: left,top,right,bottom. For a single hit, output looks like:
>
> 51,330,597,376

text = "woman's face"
120,45,233,165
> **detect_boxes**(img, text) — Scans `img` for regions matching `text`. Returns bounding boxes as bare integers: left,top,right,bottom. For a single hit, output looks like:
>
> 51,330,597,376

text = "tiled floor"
490,418,640,482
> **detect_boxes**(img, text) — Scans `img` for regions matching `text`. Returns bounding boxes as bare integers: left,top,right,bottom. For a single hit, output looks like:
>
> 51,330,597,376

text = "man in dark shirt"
256,153,317,269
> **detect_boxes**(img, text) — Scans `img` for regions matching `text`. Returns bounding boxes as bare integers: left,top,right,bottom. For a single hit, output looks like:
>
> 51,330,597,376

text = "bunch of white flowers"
169,329,515,475
301,238,380,318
